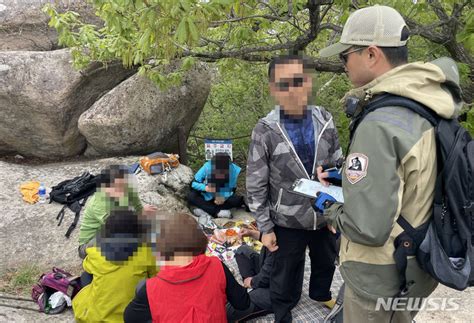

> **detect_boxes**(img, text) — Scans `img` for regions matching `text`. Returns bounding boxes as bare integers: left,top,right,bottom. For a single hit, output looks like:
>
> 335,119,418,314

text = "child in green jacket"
78,165,157,258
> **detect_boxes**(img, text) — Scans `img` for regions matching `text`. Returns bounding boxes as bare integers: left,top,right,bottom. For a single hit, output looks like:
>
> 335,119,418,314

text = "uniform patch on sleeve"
345,153,369,184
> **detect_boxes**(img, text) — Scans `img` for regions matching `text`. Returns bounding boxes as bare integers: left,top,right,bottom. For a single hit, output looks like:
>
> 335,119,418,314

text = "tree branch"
182,46,343,73
452,0,471,19
292,0,321,51
319,22,342,33
428,0,450,22
257,1,280,16
210,14,289,27
405,17,449,43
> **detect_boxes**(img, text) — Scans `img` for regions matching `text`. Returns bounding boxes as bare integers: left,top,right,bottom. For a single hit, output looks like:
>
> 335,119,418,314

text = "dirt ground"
414,284,473,322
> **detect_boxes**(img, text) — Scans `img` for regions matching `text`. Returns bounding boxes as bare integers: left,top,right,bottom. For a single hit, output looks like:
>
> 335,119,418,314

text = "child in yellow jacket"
73,208,157,323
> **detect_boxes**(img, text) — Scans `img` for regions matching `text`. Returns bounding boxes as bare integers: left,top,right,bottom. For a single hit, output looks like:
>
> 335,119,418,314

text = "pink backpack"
31,267,81,314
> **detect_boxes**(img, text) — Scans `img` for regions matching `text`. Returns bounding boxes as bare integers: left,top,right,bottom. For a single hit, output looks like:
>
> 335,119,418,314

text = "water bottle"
38,183,46,204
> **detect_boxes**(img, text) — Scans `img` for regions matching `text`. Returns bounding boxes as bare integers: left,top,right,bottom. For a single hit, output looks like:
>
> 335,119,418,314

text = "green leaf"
180,0,191,12
176,18,188,43
187,17,199,43
181,56,196,70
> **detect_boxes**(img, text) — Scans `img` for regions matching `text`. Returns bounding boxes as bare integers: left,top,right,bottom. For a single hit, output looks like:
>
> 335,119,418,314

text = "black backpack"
350,93,473,293
49,172,97,238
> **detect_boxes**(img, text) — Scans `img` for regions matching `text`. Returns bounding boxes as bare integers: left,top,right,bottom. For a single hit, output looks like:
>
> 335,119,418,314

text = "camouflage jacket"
246,106,343,233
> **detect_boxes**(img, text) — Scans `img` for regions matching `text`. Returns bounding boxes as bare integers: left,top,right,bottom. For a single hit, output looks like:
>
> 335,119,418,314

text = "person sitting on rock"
187,152,245,219
73,208,157,323
78,164,157,259
124,212,251,322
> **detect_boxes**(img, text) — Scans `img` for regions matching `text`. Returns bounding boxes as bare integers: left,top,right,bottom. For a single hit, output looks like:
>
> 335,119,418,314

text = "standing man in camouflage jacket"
316,5,463,322
246,55,343,322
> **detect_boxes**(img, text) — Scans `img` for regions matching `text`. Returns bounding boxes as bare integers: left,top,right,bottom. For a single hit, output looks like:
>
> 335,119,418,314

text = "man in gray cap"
315,5,463,322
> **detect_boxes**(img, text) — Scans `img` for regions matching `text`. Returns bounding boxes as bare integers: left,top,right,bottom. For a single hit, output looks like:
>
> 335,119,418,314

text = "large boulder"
0,139,15,155
137,163,194,212
0,0,100,51
0,49,135,158
78,63,212,157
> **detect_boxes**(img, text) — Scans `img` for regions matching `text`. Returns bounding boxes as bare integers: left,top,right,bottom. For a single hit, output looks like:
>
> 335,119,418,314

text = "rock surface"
78,63,212,157
0,156,192,275
0,0,100,51
0,49,135,158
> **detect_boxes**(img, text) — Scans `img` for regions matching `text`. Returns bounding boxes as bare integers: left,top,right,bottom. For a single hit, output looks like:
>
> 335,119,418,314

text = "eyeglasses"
339,47,365,65
273,77,305,91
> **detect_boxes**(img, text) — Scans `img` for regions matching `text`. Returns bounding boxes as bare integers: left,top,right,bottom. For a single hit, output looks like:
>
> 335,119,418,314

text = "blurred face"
212,155,230,182
213,168,229,179
103,177,127,199
270,61,313,115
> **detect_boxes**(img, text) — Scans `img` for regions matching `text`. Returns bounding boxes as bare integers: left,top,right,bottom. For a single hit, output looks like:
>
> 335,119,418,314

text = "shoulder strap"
64,196,89,238
349,93,439,143
56,205,68,226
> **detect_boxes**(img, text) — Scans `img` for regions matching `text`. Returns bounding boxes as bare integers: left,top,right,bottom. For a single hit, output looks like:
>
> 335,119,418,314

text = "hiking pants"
234,245,261,279
271,225,337,323
78,238,96,259
80,272,93,288
344,285,418,323
78,244,88,259
226,288,272,322
187,189,244,217
226,245,274,322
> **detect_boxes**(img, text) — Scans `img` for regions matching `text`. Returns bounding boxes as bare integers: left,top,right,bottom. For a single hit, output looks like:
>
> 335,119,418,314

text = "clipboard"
290,178,344,203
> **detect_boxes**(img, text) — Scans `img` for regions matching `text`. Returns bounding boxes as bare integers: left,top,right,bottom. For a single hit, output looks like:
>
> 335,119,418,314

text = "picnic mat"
224,252,344,323
198,212,344,322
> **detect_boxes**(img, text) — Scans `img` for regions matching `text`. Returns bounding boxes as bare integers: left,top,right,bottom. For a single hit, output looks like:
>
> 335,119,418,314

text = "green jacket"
325,58,462,300
78,190,143,245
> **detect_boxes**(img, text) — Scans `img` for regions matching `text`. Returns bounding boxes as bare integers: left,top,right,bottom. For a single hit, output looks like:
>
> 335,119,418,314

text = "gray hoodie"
246,105,343,233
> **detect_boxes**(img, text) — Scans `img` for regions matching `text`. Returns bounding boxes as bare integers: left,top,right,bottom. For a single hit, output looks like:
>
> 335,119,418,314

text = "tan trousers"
343,285,418,323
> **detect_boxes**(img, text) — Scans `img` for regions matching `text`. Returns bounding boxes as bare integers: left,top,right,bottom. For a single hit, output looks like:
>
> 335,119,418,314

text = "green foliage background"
43,0,473,176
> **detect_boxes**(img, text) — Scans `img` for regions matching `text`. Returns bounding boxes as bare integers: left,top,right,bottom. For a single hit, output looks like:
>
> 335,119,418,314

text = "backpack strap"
349,93,439,143
56,205,67,226
64,209,79,238
393,216,430,295
64,196,89,238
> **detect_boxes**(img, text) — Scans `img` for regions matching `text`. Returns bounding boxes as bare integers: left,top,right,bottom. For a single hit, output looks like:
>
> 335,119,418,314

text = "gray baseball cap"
319,5,408,57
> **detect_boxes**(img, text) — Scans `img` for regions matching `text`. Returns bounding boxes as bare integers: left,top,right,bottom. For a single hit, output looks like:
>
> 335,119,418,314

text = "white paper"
49,291,72,308
292,178,344,203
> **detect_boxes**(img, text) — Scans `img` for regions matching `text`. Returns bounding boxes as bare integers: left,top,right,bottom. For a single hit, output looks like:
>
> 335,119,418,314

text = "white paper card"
291,178,344,203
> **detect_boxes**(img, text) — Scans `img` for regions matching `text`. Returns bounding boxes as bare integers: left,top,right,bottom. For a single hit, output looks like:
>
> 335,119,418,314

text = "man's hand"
316,165,331,187
261,232,278,252
214,197,224,205
327,224,336,234
312,192,336,213
243,277,253,288
142,204,158,217
205,185,216,193
317,166,342,187
239,228,260,240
